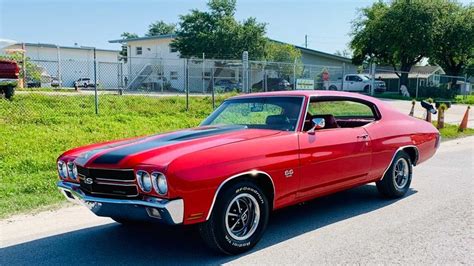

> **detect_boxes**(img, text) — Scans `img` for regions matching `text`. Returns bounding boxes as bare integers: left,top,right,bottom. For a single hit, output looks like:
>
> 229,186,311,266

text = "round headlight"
152,172,168,195
67,162,78,180
136,170,152,192
57,160,68,179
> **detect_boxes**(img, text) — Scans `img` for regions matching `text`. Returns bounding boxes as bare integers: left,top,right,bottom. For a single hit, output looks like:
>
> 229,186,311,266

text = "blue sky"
1,0,472,54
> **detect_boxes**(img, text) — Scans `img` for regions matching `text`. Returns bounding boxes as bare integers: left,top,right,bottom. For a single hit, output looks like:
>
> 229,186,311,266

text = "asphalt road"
1,137,473,265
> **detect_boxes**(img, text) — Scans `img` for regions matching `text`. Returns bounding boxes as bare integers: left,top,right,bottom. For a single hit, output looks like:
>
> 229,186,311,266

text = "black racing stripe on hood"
91,125,246,165
74,137,147,166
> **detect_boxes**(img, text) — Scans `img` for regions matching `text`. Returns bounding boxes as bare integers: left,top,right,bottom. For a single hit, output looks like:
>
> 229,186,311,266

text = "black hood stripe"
90,125,246,165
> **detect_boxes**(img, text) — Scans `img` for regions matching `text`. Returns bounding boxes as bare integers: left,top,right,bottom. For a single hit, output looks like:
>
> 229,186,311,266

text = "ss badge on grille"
84,177,94,185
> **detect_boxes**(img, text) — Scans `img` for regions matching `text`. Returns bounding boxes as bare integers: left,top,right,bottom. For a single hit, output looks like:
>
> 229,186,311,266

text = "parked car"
328,74,386,93
51,77,60,87
74,77,98,88
253,78,292,91
214,79,242,92
0,59,19,99
56,91,439,254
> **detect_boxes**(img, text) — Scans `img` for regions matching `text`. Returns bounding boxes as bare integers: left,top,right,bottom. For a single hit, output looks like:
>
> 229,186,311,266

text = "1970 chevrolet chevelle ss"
57,91,439,254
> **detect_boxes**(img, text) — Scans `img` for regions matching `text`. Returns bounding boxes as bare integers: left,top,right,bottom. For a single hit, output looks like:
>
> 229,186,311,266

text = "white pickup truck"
328,74,386,93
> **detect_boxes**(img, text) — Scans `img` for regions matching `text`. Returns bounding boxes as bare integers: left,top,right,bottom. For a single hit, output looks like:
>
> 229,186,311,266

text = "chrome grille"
77,165,138,198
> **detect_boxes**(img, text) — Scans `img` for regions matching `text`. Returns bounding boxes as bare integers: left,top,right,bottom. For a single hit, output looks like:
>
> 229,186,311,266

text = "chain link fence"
4,55,471,119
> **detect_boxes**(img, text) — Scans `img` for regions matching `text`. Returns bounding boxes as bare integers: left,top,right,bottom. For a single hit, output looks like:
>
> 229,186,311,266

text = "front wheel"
376,151,412,198
199,180,269,254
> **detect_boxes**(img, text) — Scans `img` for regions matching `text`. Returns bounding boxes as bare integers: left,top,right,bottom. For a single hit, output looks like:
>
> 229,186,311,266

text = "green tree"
121,32,139,39
119,32,139,59
264,41,302,79
146,20,176,37
350,0,439,89
429,3,474,86
170,0,266,59
0,52,41,82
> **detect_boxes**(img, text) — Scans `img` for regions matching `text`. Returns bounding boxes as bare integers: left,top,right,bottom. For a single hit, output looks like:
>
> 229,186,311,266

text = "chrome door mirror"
308,118,325,135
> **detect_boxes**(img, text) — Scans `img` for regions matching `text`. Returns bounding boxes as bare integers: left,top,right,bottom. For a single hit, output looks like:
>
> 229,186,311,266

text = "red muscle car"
57,91,440,254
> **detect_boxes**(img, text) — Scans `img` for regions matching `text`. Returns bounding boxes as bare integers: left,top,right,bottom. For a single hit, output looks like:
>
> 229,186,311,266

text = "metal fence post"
202,53,205,94
242,51,248,93
341,63,345,91
370,63,376,96
185,58,189,111
416,75,419,99
211,65,215,109
22,43,27,88
293,59,296,90
93,48,99,115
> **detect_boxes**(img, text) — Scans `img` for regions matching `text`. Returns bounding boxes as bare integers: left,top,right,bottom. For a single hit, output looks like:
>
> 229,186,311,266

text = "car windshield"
201,96,304,131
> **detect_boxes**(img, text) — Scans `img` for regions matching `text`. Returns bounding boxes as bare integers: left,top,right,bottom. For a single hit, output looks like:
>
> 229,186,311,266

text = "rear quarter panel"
364,107,439,181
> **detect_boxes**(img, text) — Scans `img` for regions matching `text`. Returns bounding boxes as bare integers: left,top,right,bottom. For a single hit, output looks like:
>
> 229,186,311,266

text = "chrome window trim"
206,170,275,221
300,95,383,132
379,145,419,181
203,95,306,133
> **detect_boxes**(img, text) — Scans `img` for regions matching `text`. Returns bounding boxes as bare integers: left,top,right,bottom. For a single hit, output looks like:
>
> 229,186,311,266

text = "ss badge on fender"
284,169,294,178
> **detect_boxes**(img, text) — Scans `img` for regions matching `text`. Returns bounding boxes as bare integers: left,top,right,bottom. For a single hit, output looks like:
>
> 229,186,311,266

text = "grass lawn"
455,95,474,105
1,93,473,218
0,93,224,218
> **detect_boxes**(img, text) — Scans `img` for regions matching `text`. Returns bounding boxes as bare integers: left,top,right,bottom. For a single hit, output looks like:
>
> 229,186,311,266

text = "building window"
170,71,178,80
170,46,178,53
203,71,211,80
136,47,142,55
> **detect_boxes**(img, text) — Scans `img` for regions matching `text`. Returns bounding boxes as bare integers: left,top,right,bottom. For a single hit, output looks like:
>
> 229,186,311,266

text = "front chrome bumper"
57,181,184,224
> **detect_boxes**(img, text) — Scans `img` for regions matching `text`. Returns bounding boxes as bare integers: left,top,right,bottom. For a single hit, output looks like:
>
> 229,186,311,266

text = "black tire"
376,151,412,198
364,85,370,93
4,86,14,100
199,180,269,255
329,85,338,91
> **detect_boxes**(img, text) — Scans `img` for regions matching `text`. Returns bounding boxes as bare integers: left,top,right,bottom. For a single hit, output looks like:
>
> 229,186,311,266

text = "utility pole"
305,35,308,48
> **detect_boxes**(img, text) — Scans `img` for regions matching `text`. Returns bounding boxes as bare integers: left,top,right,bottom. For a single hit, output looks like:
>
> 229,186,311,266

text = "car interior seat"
266,115,291,130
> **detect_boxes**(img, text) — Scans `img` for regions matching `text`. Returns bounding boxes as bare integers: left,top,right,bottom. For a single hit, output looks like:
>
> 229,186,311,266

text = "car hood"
68,125,281,169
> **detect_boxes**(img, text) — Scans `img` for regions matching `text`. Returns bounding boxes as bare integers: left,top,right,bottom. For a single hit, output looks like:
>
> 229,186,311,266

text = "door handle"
357,134,369,140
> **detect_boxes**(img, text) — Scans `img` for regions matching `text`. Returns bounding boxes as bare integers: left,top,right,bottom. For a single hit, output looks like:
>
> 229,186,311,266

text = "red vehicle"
57,91,440,254
0,59,19,99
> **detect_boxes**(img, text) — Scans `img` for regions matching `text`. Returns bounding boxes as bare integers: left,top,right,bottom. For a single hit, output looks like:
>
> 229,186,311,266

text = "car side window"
345,75,353,81
306,99,378,130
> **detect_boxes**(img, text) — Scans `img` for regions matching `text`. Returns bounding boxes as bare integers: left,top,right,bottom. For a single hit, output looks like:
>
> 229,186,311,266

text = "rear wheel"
376,151,412,198
199,180,269,255
364,85,370,93
329,85,338,91
4,86,14,100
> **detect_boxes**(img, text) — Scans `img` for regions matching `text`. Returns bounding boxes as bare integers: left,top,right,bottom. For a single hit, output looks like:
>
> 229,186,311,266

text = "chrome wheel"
393,158,409,189
225,193,261,241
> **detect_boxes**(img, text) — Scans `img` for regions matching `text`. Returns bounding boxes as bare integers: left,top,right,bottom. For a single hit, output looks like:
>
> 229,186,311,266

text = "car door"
345,75,356,91
297,98,373,199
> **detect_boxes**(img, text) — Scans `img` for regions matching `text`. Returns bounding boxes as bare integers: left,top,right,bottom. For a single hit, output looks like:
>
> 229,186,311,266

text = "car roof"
229,90,392,112
230,90,374,100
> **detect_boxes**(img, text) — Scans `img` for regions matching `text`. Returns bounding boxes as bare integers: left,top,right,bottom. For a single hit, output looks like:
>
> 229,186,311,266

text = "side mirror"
308,118,325,135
